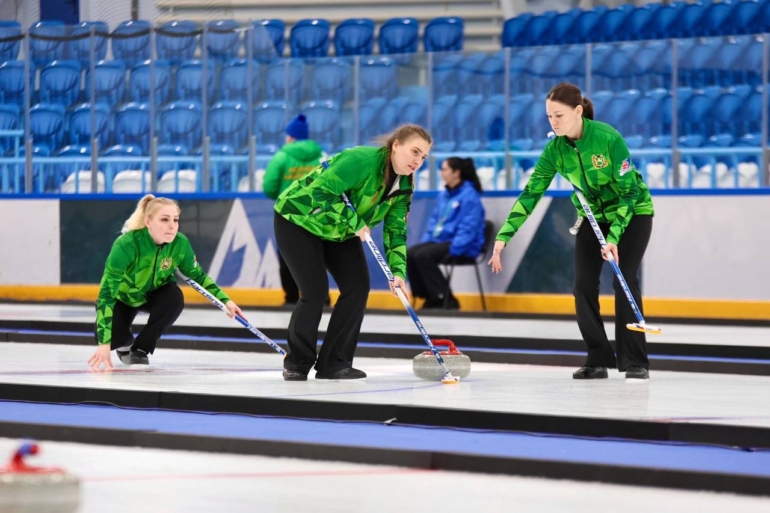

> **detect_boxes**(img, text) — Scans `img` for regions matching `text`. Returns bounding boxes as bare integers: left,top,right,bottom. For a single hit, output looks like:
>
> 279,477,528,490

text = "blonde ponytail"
121,194,180,234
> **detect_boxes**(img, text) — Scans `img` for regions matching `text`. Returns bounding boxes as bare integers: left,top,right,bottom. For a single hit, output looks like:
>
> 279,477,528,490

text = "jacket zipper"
573,145,605,219
151,246,161,288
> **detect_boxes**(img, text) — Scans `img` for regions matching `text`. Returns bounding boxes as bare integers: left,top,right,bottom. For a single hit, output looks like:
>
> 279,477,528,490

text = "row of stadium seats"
0,17,460,67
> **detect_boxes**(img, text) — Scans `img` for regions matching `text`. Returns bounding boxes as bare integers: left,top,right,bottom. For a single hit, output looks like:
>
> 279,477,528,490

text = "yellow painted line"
0,286,767,321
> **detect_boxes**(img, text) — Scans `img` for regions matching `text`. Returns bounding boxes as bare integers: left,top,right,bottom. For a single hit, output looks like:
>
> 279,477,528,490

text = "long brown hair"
546,82,594,120
375,124,432,191
122,194,180,234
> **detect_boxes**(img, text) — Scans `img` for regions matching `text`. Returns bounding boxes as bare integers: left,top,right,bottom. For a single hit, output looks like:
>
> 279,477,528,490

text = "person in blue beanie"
264,114,324,306
407,157,485,310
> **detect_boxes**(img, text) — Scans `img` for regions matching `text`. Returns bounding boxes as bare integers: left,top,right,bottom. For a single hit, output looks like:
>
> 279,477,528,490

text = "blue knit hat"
286,114,309,140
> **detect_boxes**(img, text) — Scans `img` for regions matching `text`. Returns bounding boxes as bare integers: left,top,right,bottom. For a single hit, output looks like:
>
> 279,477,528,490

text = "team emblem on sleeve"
619,158,632,176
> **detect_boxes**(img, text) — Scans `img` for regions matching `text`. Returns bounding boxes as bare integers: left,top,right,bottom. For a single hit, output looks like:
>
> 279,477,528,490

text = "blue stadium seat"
451,52,494,97
86,60,126,105
551,46,586,91
597,8,632,42
739,37,763,87
29,103,65,153
254,101,288,154
115,103,151,153
527,99,551,145
103,144,143,173
209,101,248,148
572,9,602,44
0,61,30,106
476,94,505,149
0,21,22,61
527,46,560,94
220,59,260,102
633,88,666,142
264,60,304,104
302,100,339,153
359,57,397,101
590,90,615,124
16,144,51,193
647,3,684,39
0,104,20,156
156,144,190,175
29,21,66,68
679,39,720,88
198,143,236,191
501,14,534,47
69,21,109,68
310,58,352,105
290,19,330,59
672,3,705,38
432,53,464,97
431,97,457,152
378,18,419,56
713,91,744,139
509,48,536,95
358,97,387,144
508,93,534,146
111,20,152,69
160,101,203,149
547,11,578,45
709,36,748,87
39,60,82,108
475,52,505,97
521,12,556,46
69,103,111,150
605,89,640,136
206,20,241,63
55,144,92,190
591,44,627,91
157,21,200,66
728,0,761,35
679,92,714,137
454,94,485,151
251,19,285,64
628,40,667,90
616,5,657,41
395,96,427,126
175,60,216,104
334,18,375,57
129,60,171,105
424,17,464,52
702,0,737,37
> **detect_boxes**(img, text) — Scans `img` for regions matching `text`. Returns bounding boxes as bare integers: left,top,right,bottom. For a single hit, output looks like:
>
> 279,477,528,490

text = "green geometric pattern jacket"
497,118,654,246
274,145,412,279
96,228,229,345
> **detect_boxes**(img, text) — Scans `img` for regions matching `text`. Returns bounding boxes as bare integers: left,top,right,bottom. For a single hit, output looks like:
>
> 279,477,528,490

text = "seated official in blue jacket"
407,157,485,310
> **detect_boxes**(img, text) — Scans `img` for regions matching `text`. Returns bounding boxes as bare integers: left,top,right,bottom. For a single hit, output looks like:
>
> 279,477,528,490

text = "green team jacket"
263,139,324,199
96,228,229,345
274,145,412,279
497,118,654,246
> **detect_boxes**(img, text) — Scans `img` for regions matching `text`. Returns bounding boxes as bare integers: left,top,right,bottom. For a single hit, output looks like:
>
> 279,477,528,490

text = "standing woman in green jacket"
488,83,655,381
274,124,432,381
263,114,324,305
88,194,243,370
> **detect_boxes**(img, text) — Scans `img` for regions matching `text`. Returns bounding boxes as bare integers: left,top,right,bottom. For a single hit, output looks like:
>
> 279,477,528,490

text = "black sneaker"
625,366,649,380
315,367,367,380
119,349,149,365
282,369,308,381
573,366,608,379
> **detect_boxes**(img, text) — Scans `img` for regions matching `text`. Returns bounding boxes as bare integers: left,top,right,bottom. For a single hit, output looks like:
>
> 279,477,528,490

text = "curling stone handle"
11,442,39,468
430,339,460,354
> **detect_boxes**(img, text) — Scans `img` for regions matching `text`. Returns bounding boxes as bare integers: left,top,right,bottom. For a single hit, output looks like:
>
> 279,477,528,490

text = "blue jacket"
421,180,485,258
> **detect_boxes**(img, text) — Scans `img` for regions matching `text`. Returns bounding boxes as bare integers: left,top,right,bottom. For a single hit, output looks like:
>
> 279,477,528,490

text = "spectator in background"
407,157,485,310
264,114,324,306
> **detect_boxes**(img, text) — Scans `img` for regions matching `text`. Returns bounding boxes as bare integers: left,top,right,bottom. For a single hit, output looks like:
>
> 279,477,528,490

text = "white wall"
0,200,60,285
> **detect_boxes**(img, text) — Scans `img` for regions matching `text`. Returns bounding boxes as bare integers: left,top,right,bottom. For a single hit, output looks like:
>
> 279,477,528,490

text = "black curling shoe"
282,369,308,381
572,366,608,379
118,349,149,365
625,366,650,380
315,367,367,380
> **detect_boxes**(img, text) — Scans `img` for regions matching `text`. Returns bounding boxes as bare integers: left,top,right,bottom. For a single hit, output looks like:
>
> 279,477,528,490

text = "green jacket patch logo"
160,258,173,271
592,154,609,169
